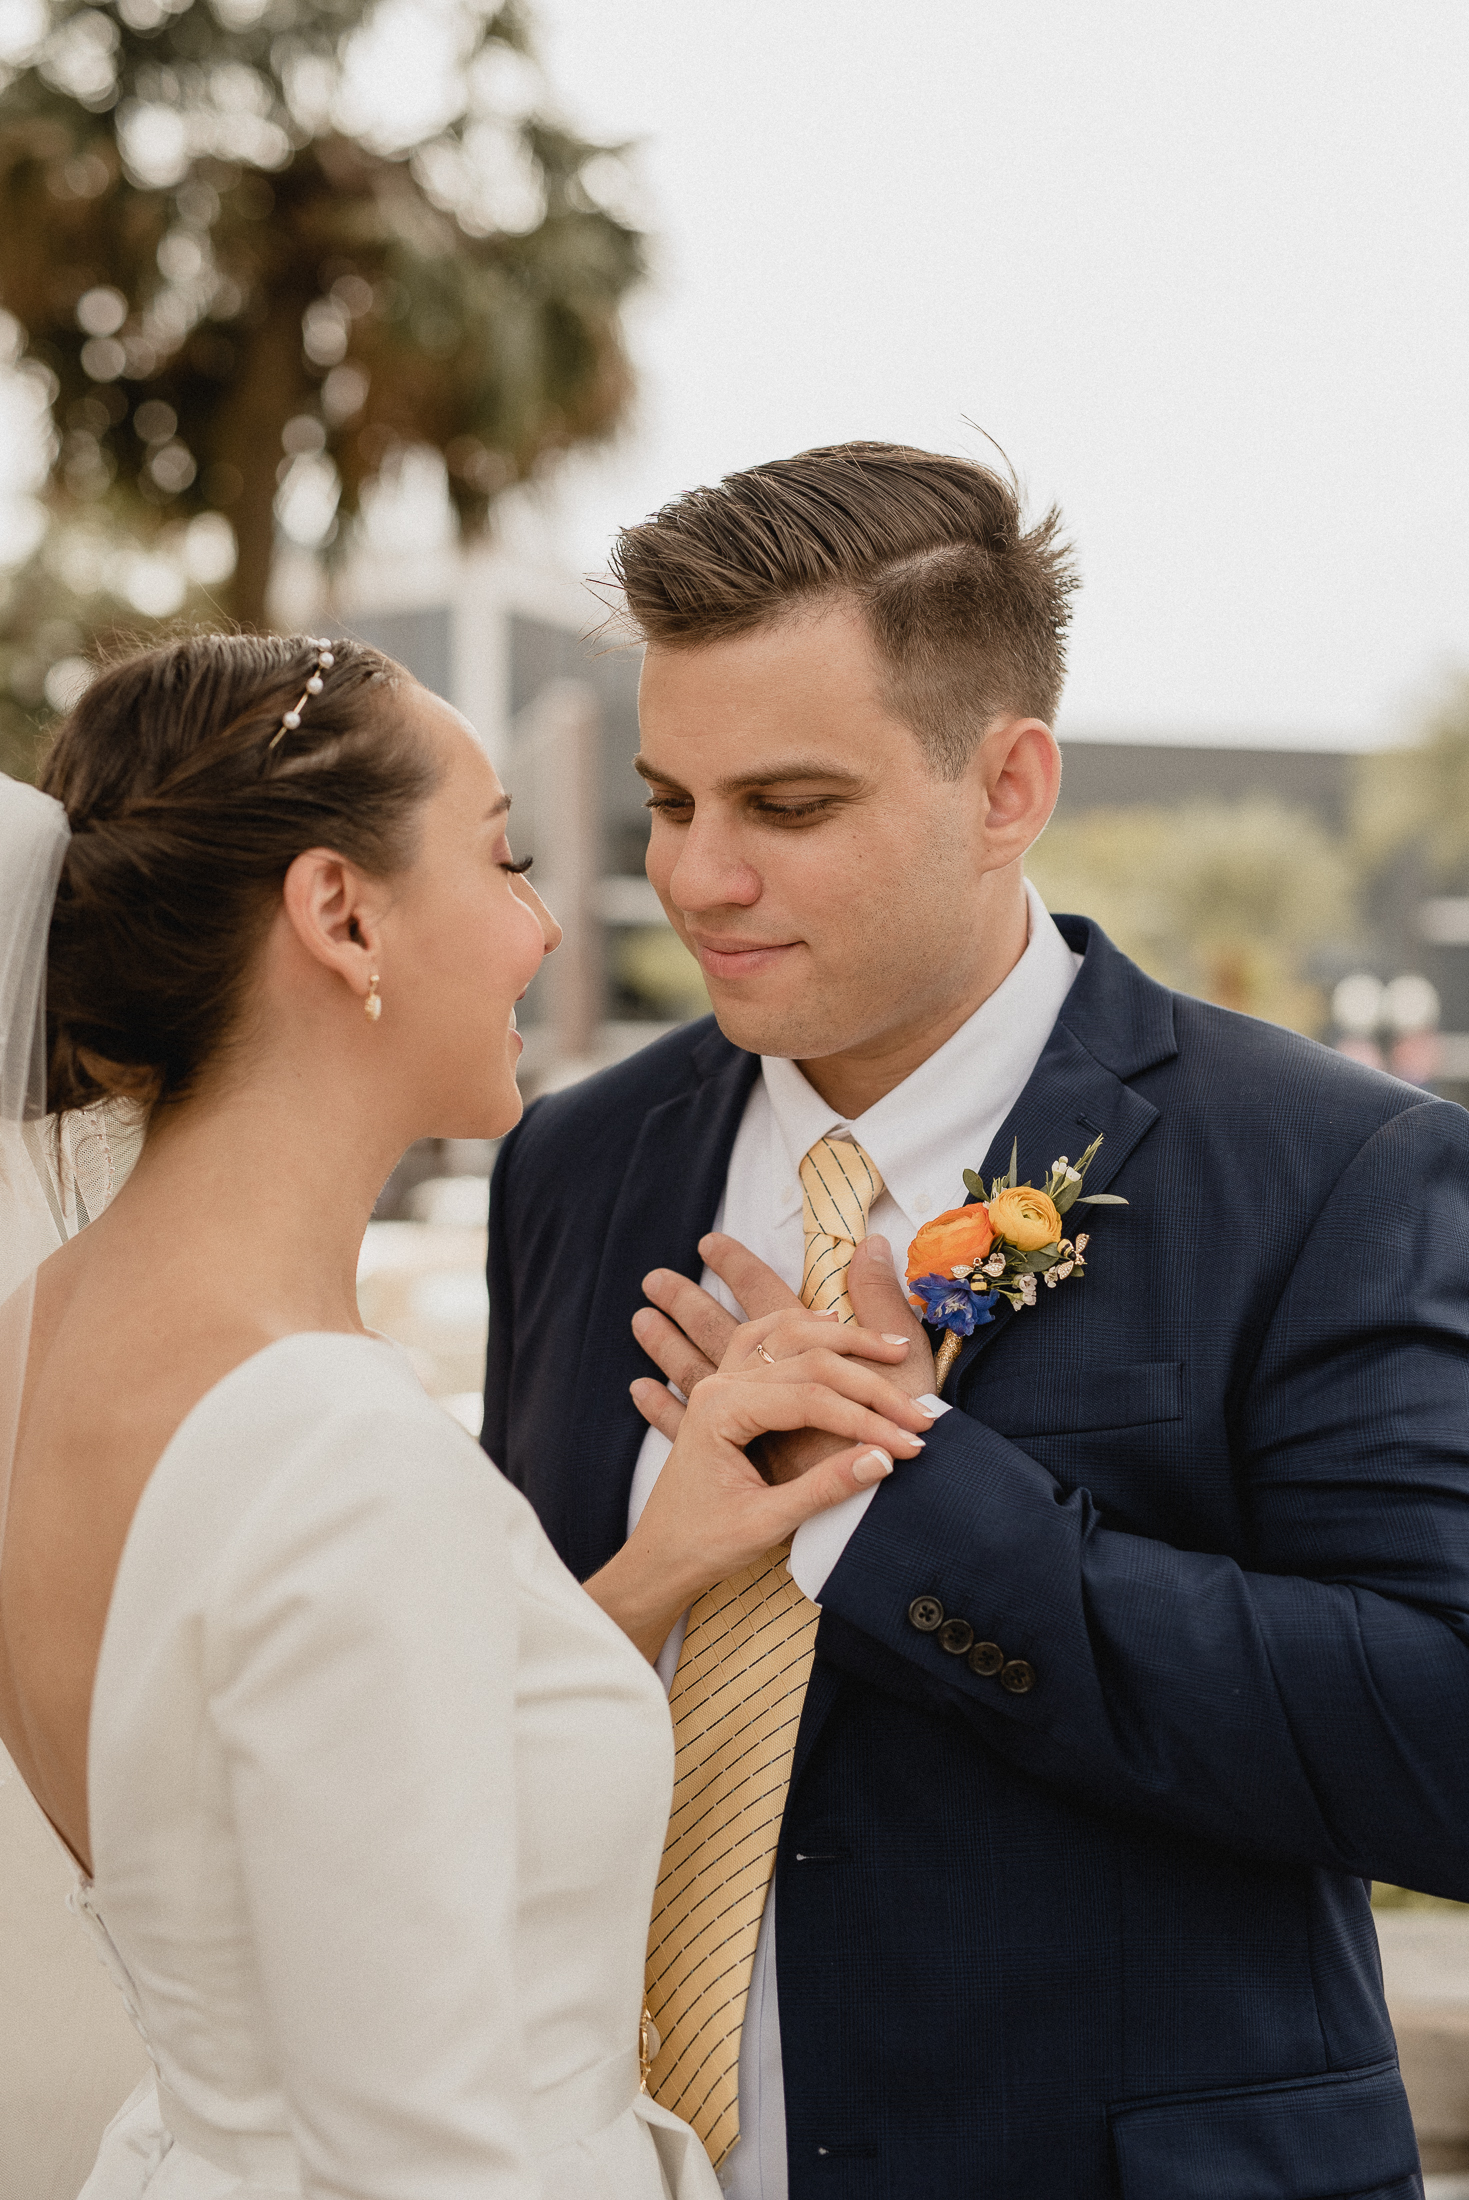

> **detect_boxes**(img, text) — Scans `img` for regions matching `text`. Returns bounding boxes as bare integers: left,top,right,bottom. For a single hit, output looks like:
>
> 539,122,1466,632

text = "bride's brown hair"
39,632,440,1114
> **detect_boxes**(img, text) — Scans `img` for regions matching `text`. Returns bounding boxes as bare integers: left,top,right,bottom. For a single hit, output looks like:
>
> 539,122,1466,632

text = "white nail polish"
881,1332,910,1345
852,1449,894,1485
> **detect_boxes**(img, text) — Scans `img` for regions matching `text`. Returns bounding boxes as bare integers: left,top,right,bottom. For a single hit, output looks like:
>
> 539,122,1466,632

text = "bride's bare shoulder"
26,1233,287,1490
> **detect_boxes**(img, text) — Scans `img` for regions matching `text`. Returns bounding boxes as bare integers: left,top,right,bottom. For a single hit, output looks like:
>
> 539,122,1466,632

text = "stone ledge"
1378,1912,1469,2176
1390,2004,1469,2173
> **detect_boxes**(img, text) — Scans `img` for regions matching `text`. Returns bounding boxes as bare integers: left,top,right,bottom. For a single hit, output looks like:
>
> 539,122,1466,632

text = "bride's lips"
691,934,798,981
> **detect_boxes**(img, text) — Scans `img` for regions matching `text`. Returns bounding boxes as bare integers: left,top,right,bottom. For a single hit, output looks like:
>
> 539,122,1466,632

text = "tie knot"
799,1136,883,1248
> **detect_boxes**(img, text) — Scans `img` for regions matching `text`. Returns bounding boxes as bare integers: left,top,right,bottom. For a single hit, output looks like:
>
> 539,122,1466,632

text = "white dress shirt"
627,881,1082,2198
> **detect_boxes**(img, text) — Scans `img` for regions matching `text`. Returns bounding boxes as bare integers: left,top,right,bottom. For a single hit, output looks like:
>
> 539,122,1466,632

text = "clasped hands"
633,1231,939,1479
584,1233,939,1662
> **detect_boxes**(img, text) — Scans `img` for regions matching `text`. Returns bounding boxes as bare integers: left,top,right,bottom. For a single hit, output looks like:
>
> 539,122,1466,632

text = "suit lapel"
560,1032,760,1581
940,1026,1162,1396
938,921,1176,1398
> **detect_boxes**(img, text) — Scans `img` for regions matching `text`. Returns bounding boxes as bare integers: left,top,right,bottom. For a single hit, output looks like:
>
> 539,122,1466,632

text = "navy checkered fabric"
485,916,1454,2199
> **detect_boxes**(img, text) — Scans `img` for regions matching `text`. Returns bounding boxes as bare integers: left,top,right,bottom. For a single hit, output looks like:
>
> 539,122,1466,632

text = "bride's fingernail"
864,1235,892,1267
915,1398,943,1417
852,1449,893,1485
881,1332,910,1346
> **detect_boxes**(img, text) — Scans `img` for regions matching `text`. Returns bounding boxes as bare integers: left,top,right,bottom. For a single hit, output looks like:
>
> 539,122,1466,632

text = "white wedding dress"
66,1329,719,2200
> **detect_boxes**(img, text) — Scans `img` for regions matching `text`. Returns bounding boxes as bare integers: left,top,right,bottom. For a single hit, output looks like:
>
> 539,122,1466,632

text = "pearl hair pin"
268,640,337,751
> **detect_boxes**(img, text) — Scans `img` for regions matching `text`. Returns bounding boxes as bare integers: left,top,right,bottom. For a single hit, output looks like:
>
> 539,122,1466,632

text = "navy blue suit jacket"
484,918,1469,2199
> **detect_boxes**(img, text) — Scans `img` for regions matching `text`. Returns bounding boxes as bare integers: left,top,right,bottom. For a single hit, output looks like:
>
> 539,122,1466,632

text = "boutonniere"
906,1133,1128,1385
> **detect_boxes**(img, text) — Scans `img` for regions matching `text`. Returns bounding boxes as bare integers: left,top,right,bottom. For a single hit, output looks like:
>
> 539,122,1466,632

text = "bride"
0,634,930,2198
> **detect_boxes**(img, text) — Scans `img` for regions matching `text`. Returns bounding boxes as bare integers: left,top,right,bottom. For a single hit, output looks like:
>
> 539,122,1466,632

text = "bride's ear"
279,847,387,1007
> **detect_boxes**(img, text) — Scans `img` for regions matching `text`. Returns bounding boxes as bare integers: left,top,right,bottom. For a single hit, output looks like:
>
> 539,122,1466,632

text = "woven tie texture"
644,1136,884,2164
799,1136,884,1322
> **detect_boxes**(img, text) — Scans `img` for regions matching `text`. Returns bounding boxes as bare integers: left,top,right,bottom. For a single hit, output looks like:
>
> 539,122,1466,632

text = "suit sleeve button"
1000,1659,1036,1694
967,1641,1004,1677
908,1596,944,1632
938,1618,974,1655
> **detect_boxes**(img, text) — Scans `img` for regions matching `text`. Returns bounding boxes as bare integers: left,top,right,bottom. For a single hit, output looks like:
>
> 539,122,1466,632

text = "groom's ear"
973,717,1061,871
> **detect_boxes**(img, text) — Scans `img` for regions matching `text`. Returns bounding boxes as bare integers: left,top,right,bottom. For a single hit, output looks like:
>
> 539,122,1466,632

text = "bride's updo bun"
40,632,440,1113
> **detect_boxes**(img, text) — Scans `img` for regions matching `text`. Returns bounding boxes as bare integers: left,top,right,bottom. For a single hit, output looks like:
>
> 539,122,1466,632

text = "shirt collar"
760,880,1082,1230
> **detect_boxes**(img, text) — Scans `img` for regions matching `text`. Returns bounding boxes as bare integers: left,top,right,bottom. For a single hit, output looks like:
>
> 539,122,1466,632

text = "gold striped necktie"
644,1135,884,2165
799,1135,884,1322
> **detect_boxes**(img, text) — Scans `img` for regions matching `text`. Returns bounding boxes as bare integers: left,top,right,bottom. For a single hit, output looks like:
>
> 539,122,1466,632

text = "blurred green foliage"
613,923,711,1023
1352,674,1469,886
0,492,238,776
1026,794,1360,1036
0,0,645,741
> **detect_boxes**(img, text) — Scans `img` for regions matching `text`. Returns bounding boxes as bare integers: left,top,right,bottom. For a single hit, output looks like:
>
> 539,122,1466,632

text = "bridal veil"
0,771,152,2195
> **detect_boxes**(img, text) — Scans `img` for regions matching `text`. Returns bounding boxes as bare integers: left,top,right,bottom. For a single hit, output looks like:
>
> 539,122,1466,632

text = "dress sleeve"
205,1398,536,2200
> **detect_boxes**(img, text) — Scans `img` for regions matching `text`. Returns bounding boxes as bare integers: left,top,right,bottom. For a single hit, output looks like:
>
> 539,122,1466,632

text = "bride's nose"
515,875,562,956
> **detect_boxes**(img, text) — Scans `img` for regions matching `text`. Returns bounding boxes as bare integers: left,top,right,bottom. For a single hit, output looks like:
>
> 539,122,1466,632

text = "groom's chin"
705,992,842,1064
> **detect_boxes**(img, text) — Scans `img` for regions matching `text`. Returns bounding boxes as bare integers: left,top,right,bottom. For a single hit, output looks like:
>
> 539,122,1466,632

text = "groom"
483,443,1469,2198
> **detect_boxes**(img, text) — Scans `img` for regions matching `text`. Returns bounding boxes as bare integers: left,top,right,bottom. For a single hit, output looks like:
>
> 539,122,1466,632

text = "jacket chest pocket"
968,1359,1184,1438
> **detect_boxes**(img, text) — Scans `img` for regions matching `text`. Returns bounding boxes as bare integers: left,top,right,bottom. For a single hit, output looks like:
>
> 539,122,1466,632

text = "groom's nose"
658,817,762,916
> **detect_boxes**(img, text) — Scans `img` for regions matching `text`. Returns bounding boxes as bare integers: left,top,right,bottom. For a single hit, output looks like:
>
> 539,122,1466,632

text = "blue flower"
907,1272,996,1337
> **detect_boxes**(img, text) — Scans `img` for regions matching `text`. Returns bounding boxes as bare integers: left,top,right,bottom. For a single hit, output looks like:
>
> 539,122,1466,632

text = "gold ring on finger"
755,1343,777,1366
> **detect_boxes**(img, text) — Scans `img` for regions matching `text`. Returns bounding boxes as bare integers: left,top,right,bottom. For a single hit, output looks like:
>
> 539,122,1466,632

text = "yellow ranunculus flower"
986,1186,1062,1252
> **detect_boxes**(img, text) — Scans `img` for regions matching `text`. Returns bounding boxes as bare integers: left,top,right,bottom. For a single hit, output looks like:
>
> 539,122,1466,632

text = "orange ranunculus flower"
906,1204,995,1295
987,1185,1062,1252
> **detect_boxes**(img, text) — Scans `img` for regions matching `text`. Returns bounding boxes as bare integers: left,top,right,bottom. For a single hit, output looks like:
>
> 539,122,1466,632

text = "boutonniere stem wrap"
906,1133,1128,1387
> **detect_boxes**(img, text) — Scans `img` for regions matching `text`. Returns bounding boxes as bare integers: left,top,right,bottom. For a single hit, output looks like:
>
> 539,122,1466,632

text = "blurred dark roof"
1056,741,1352,828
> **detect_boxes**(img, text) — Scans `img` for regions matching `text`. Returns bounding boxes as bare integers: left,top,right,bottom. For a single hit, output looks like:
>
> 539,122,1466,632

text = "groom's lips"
690,934,798,981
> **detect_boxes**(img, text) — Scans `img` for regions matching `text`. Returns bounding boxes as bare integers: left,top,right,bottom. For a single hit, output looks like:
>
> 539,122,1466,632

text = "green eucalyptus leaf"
1077,1192,1128,1205
1074,1132,1105,1177
962,1169,986,1198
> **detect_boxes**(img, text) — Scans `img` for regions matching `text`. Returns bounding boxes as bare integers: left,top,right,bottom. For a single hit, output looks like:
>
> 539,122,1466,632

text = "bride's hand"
633,1232,939,1485
584,1310,934,1661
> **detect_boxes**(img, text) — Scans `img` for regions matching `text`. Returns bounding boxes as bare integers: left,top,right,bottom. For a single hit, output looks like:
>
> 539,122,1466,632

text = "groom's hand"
632,1233,799,1398
632,1232,938,1485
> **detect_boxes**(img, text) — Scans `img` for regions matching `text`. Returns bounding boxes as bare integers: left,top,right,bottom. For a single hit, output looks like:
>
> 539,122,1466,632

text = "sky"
524,0,1469,749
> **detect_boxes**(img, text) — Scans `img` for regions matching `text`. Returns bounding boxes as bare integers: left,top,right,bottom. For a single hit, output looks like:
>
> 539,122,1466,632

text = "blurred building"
1054,738,1351,828
1055,737,1469,1110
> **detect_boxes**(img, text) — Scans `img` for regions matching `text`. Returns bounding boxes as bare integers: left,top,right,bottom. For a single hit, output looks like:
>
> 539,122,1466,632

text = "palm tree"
0,0,644,632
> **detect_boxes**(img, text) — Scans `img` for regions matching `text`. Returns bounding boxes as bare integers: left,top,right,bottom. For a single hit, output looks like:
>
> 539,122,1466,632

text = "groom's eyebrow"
633,755,863,795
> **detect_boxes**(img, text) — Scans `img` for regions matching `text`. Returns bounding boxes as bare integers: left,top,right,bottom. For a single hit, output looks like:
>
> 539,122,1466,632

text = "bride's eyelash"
502,855,534,875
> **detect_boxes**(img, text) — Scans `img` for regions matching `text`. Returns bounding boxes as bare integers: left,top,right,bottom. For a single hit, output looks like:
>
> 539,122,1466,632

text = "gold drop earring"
364,972,382,1022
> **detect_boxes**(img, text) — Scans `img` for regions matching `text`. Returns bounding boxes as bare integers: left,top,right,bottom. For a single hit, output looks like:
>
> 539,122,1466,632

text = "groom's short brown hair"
611,442,1078,777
